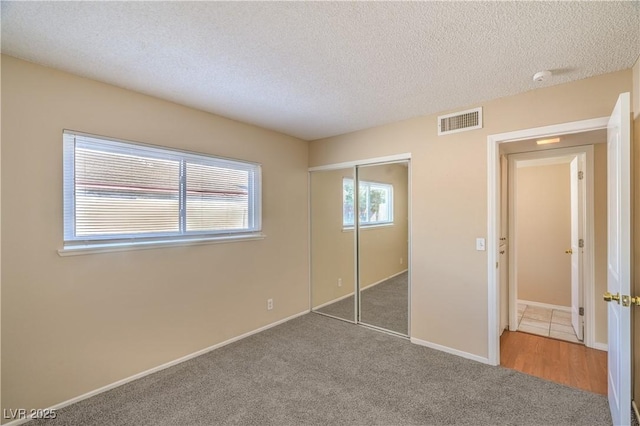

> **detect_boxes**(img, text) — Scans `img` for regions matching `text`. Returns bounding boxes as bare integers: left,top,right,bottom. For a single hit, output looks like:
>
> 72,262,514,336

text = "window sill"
58,233,267,257
342,223,394,232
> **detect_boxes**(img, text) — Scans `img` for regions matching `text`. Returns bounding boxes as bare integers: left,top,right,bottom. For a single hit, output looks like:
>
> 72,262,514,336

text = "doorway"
506,148,592,345
495,136,609,397
309,155,411,338
487,117,612,365
488,93,633,425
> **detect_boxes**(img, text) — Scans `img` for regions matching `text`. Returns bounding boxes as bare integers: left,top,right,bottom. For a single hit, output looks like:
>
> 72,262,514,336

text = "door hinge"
578,171,584,180
579,307,584,316
579,239,584,248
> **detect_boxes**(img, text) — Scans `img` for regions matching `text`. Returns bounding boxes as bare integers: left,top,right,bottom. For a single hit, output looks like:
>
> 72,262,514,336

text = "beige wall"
310,163,408,308
309,69,632,358
1,56,309,415
516,163,571,307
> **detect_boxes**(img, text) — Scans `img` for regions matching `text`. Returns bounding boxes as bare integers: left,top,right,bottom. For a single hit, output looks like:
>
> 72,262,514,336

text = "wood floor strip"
500,330,607,395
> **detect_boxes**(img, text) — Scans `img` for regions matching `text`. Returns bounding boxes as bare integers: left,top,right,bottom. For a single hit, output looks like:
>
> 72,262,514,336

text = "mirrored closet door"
310,168,356,323
357,162,409,335
310,160,410,337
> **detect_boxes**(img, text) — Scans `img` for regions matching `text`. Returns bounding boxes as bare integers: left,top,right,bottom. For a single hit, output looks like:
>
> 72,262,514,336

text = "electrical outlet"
267,298,273,310
338,278,342,287
400,257,403,265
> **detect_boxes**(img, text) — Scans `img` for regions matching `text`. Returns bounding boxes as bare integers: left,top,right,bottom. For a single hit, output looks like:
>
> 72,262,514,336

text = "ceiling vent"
438,107,483,136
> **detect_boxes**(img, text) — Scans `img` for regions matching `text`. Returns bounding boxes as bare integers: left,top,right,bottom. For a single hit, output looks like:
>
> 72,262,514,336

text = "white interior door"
569,157,583,341
606,92,631,426
499,155,509,334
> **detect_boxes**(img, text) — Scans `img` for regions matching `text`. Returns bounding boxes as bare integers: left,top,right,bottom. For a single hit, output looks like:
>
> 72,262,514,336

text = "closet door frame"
309,153,412,337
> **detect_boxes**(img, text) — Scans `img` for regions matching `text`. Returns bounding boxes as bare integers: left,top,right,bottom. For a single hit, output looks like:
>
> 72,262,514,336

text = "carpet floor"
316,272,408,335
31,313,611,425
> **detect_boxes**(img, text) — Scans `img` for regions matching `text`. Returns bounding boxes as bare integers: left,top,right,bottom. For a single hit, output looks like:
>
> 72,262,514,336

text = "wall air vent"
437,107,483,136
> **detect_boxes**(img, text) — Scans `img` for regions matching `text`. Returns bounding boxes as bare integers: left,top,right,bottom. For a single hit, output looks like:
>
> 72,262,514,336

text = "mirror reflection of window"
342,178,393,227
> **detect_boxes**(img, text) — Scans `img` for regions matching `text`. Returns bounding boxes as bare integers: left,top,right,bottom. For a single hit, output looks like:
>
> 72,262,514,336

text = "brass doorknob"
603,292,621,303
631,296,640,307
565,249,573,254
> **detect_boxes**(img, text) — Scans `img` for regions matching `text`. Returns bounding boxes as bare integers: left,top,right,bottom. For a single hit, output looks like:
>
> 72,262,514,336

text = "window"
343,178,393,227
63,131,261,249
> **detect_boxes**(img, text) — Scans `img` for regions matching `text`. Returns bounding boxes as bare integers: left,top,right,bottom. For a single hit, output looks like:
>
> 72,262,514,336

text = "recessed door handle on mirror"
565,249,573,254
603,292,620,303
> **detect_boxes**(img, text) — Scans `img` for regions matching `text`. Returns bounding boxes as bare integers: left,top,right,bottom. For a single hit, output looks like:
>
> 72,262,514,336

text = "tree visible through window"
343,178,393,227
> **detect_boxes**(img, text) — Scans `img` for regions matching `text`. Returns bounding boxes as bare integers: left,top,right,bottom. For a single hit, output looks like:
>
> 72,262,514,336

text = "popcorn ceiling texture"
1,1,638,140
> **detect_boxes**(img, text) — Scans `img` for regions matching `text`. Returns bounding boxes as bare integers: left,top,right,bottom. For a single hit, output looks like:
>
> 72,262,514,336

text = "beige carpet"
316,271,408,334
31,313,611,425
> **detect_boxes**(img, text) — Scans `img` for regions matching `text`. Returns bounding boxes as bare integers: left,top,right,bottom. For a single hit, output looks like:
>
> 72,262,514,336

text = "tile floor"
517,303,582,344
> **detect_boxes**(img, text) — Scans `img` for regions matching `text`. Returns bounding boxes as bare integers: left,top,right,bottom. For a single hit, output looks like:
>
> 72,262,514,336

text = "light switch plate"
476,238,486,251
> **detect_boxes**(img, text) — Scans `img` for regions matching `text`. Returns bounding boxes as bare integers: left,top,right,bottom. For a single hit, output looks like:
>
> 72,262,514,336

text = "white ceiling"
1,2,638,141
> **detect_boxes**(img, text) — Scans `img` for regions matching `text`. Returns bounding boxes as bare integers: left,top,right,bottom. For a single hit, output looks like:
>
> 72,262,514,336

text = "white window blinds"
63,131,261,246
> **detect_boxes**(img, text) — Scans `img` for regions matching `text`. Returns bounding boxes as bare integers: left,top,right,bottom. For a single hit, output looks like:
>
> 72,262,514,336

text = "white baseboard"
591,342,608,352
499,324,508,336
313,269,408,310
517,299,571,312
313,292,354,310
410,337,490,365
633,400,639,424
361,269,408,290
2,309,310,426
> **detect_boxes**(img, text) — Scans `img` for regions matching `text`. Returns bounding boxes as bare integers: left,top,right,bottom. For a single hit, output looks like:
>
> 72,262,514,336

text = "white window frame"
60,130,263,255
342,178,394,229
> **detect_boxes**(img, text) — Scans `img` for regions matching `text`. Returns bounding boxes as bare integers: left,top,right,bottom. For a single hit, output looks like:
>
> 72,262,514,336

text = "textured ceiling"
1,2,639,141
